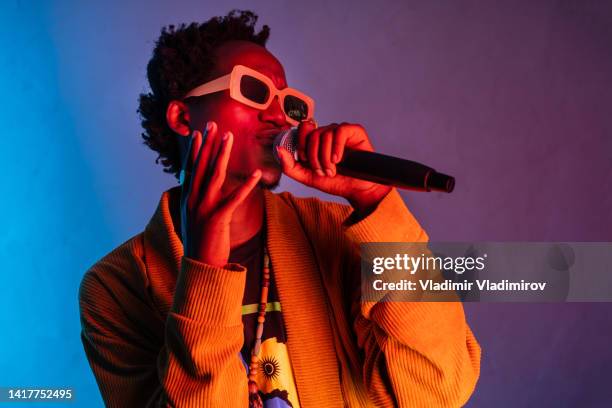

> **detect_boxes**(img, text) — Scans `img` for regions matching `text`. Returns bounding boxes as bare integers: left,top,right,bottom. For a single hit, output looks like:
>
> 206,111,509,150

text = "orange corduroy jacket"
79,186,481,407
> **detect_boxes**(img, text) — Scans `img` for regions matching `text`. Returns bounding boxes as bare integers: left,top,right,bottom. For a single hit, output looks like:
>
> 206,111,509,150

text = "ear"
166,100,191,136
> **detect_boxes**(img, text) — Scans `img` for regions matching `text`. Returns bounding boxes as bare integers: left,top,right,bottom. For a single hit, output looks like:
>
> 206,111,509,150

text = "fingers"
189,122,216,209
208,131,233,196
276,146,313,185
185,120,266,221
304,123,338,177
331,125,349,164
296,120,317,162
281,122,373,184
190,130,203,171
181,129,201,206
298,121,350,177
320,129,334,176
203,124,225,184
179,132,194,184
180,129,201,250
306,128,324,176
190,122,240,212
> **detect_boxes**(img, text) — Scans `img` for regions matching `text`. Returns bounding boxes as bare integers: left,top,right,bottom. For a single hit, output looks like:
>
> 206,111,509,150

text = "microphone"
272,128,455,193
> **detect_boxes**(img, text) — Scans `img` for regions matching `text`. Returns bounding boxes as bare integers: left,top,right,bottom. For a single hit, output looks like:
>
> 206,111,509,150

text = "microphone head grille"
272,128,298,163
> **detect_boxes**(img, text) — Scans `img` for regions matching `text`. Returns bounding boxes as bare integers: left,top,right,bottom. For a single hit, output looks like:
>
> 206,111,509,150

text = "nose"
259,96,287,127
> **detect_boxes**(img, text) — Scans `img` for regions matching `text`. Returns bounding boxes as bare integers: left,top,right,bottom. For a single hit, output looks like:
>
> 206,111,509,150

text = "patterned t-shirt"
228,227,300,408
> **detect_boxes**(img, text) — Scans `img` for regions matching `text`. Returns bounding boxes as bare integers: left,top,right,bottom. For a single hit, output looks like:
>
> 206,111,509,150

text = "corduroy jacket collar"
142,186,345,407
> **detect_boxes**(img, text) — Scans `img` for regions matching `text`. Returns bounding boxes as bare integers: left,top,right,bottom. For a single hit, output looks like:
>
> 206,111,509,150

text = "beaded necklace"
247,244,270,408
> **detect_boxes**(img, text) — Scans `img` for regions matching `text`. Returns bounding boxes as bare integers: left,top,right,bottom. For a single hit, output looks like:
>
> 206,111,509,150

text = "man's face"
185,41,292,189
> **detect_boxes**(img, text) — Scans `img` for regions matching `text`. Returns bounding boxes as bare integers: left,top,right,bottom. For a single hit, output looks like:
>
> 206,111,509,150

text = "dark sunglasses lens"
284,95,309,122
240,75,270,104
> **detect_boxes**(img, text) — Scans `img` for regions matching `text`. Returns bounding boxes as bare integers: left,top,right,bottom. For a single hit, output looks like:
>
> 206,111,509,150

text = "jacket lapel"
145,187,345,406
264,190,344,407
143,187,184,316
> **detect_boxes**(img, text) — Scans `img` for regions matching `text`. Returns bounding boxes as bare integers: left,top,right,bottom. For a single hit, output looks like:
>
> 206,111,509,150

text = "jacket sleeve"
343,188,481,407
79,249,248,407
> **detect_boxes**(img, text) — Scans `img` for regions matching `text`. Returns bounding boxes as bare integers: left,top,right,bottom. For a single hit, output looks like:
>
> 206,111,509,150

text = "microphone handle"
337,149,455,193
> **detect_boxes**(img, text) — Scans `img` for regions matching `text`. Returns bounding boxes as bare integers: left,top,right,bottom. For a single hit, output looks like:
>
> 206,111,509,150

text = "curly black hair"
138,10,270,180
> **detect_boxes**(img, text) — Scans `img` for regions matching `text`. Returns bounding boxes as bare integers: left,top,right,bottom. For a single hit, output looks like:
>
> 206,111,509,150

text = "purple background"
2,0,611,406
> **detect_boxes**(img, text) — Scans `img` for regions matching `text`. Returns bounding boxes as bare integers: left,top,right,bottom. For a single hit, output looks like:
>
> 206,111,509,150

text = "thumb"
276,146,313,185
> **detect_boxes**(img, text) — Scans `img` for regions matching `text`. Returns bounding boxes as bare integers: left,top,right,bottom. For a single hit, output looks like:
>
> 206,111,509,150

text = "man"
79,10,480,408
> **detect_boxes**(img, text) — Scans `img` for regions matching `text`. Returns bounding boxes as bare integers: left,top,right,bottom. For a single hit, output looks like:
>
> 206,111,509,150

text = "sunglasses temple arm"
183,73,231,99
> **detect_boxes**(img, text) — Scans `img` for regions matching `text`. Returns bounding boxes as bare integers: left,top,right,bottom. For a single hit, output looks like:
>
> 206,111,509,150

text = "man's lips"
255,128,284,146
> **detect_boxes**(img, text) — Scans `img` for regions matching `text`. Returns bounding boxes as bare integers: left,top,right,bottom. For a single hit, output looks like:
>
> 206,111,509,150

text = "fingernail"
252,169,262,178
223,132,229,141
206,122,214,131
332,153,339,163
325,169,333,177
316,169,325,177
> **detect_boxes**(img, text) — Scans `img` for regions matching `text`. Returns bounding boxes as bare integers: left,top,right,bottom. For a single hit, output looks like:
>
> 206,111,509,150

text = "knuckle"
352,123,365,133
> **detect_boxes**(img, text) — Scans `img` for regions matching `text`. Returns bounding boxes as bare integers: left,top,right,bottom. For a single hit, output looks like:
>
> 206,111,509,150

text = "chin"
259,166,282,190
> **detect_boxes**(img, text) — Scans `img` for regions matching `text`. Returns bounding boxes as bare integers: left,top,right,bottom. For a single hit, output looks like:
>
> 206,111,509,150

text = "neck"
227,186,265,249
169,185,265,250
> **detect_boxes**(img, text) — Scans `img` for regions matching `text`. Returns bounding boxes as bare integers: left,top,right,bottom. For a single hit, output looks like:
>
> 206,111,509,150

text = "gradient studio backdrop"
1,0,611,406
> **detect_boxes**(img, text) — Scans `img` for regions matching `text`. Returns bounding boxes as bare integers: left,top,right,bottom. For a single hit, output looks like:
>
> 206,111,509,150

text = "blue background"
1,0,611,406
